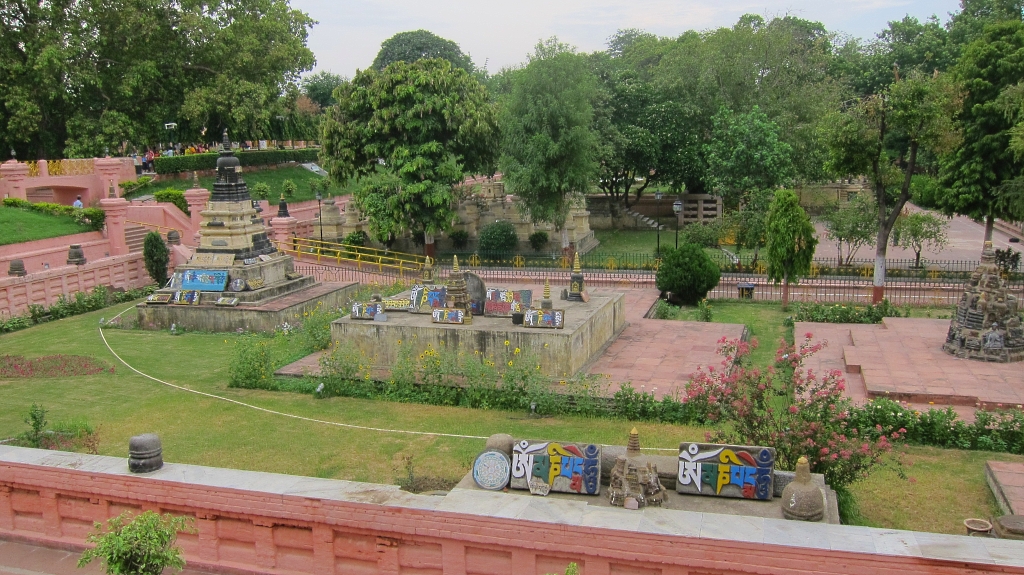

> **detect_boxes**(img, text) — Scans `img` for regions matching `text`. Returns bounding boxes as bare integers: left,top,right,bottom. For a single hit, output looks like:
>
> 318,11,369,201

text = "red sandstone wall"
0,453,1015,575
0,253,146,317
0,231,110,274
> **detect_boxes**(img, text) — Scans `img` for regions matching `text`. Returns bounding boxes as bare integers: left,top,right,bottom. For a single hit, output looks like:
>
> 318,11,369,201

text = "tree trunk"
984,214,995,244
914,249,922,268
782,273,790,311
561,224,571,257
423,231,435,259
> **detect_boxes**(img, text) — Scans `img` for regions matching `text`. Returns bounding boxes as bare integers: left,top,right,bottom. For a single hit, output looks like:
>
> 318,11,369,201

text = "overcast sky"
292,0,961,78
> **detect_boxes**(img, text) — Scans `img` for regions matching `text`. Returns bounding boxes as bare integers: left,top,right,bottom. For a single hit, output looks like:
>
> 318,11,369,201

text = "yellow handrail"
125,220,182,236
276,237,426,278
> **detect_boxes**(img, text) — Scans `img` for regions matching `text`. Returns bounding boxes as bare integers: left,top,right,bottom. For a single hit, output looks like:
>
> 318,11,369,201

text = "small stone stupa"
944,242,1024,362
446,255,473,324
567,252,586,302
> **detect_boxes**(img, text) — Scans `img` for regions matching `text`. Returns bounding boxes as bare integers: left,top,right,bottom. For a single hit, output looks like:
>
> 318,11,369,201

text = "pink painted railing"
0,253,146,317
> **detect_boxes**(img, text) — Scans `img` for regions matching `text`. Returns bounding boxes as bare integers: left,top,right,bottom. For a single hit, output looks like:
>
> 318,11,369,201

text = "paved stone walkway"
0,538,210,575
277,284,747,399
987,461,1024,516
797,318,1022,419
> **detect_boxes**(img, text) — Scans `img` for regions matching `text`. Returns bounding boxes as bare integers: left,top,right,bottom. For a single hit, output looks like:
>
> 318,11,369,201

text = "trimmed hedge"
153,149,320,174
153,190,188,215
2,198,105,231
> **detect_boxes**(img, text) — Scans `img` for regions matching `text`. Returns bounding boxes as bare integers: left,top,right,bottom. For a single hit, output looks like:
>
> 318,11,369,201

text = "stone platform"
799,317,1024,410
330,289,625,378
987,461,1024,516
136,281,359,332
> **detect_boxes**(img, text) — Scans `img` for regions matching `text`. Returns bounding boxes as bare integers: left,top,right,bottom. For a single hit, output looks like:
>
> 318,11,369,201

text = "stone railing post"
37,159,49,177
95,156,123,203
269,214,298,253
100,196,131,256
0,159,30,201
183,187,210,245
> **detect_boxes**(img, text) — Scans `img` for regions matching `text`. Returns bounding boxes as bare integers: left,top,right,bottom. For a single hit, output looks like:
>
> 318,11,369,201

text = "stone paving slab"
987,461,1024,516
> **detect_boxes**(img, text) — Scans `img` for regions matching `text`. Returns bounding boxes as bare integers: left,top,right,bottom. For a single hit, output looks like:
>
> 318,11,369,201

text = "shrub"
282,179,298,197
153,189,188,214
794,300,907,324
228,335,276,389
343,230,368,247
655,244,721,305
448,229,470,249
696,299,713,322
78,511,194,575
478,221,519,255
996,248,1022,274
119,176,154,198
679,220,725,247
299,304,339,353
143,231,170,287
251,182,272,200
2,198,105,231
152,148,319,174
22,404,47,448
528,231,549,251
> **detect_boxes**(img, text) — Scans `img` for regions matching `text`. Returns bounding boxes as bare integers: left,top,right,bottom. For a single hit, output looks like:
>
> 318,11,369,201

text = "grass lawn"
0,206,94,246
658,299,792,368
594,229,725,261
136,166,353,204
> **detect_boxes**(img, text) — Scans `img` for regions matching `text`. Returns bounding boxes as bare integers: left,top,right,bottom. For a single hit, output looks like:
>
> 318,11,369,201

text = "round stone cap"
485,433,514,456
996,515,1024,539
128,433,162,459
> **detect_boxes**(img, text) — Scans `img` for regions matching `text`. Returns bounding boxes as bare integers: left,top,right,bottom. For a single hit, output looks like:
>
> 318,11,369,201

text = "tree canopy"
0,0,316,159
372,30,475,74
320,58,497,250
704,106,794,209
764,189,818,309
301,71,347,109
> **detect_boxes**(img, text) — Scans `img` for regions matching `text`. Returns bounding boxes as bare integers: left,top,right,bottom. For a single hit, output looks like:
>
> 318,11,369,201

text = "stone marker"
944,241,1023,362
677,442,775,500
485,433,515,456
511,439,601,495
472,449,511,491
66,244,86,266
781,456,824,521
465,271,486,315
7,259,26,277
128,433,163,473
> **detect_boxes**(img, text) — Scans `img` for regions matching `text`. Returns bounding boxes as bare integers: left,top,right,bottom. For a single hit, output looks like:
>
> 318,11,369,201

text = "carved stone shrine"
944,242,1024,363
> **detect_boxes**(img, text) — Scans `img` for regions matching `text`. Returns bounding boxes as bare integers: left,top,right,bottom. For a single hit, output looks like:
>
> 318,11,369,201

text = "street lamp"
315,191,323,244
654,191,663,256
672,199,683,249
164,122,177,154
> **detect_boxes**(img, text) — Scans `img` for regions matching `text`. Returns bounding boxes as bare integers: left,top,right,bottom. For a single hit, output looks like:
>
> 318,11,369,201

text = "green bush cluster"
793,300,907,324
850,398,1024,453
678,220,726,247
2,197,105,231
528,231,549,251
478,221,519,255
448,229,469,249
119,176,154,199
250,182,272,200
282,179,298,197
655,244,721,305
152,149,319,174
228,334,276,389
342,230,368,247
152,190,188,214
0,285,155,334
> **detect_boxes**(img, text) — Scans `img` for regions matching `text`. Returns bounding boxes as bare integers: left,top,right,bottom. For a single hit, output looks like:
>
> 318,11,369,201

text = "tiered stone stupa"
944,242,1024,362
445,255,473,324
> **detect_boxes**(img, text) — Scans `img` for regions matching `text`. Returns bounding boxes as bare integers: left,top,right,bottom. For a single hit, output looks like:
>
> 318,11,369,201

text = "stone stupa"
943,242,1024,363
445,255,473,324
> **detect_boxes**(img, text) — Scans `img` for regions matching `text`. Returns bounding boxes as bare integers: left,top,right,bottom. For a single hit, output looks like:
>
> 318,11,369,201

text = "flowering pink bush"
684,335,898,488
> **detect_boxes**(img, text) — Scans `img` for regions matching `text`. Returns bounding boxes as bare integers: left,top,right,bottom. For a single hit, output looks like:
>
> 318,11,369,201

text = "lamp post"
315,191,323,244
672,199,682,249
164,122,177,154
654,191,663,256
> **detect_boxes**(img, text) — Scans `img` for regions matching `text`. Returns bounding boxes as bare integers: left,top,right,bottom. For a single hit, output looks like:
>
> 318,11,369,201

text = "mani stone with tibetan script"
944,241,1024,362
510,439,601,495
677,442,775,500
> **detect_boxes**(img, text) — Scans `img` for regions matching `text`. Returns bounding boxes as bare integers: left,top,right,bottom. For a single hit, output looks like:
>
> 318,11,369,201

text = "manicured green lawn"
136,166,353,204
0,206,94,246
658,299,792,368
594,229,724,260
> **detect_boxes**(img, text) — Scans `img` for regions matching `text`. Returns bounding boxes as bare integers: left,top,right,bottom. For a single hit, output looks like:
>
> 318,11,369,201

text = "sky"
291,0,961,78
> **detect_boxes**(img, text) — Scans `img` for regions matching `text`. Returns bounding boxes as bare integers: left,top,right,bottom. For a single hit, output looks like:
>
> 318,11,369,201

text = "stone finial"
66,244,86,266
573,252,581,273
222,128,230,149
626,427,640,457
128,433,163,473
192,171,200,188
7,259,27,277
108,182,116,199
781,456,824,521
166,230,181,245
425,255,432,267
544,278,551,300
453,255,460,273
277,194,290,218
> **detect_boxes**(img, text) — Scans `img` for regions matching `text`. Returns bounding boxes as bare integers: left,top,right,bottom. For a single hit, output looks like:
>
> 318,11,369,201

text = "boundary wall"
2,446,1022,575
0,253,146,317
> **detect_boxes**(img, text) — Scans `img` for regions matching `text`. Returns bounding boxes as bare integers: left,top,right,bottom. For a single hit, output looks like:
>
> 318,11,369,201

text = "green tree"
826,70,959,301
301,70,346,109
733,188,774,268
655,244,721,305
891,211,950,267
78,511,193,575
704,106,794,209
142,231,169,288
320,59,497,254
821,193,878,265
499,39,598,251
372,30,475,74
765,189,818,309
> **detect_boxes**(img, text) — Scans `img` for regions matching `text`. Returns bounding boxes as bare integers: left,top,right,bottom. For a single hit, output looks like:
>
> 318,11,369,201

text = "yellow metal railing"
276,237,427,277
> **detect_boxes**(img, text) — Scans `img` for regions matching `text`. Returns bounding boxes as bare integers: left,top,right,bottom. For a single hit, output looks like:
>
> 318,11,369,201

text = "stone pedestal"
0,159,29,201
99,196,131,256
184,187,211,244
315,197,346,242
95,156,123,196
270,215,298,249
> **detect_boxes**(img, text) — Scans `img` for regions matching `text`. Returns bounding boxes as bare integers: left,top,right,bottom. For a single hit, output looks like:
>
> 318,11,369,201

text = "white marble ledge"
3,446,1024,566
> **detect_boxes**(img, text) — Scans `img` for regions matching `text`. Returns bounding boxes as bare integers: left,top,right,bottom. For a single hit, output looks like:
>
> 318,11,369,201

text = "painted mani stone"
409,284,447,313
523,308,564,329
677,443,776,500
510,440,601,496
472,450,511,491
483,288,533,317
431,308,465,324
351,302,383,320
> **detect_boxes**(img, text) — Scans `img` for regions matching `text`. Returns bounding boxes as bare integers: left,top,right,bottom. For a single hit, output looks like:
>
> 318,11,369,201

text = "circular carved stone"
995,515,1024,539
128,433,163,473
229,278,247,292
472,449,511,491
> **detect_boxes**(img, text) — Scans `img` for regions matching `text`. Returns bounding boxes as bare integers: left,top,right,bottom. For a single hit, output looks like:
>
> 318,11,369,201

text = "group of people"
127,142,221,174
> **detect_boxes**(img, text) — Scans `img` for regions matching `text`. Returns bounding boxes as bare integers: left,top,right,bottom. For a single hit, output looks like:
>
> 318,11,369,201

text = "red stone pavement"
0,538,211,575
277,284,746,399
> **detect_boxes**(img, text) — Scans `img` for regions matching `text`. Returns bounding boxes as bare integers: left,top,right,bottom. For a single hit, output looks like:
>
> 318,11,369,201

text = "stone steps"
125,225,148,253
625,209,666,231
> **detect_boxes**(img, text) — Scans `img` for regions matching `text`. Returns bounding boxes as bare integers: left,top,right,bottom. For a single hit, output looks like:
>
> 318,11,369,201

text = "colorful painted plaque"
172,290,201,305
484,288,533,317
677,443,775,500
189,253,235,266
382,298,411,311
214,297,239,307
523,308,564,329
247,278,265,290
472,450,511,491
431,308,465,324
510,440,601,496
351,302,383,320
181,270,229,291
409,284,446,313
146,294,172,304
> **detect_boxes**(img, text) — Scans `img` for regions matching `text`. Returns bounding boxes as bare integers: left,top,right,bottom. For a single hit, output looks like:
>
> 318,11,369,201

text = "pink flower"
789,405,798,414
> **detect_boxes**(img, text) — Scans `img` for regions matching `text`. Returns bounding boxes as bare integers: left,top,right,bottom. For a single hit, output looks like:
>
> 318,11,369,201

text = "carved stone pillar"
183,187,211,245
0,159,29,201
99,196,131,256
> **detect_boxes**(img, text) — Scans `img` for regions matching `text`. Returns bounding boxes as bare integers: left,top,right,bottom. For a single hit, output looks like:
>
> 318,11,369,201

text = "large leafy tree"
826,71,959,302
765,189,818,310
821,193,878,265
320,58,497,255
939,20,1024,240
499,40,598,252
704,106,793,209
0,0,315,159
372,30,475,74
301,70,346,109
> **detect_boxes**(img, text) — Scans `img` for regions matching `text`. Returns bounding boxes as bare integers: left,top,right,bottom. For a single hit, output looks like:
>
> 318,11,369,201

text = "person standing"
72,195,83,208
